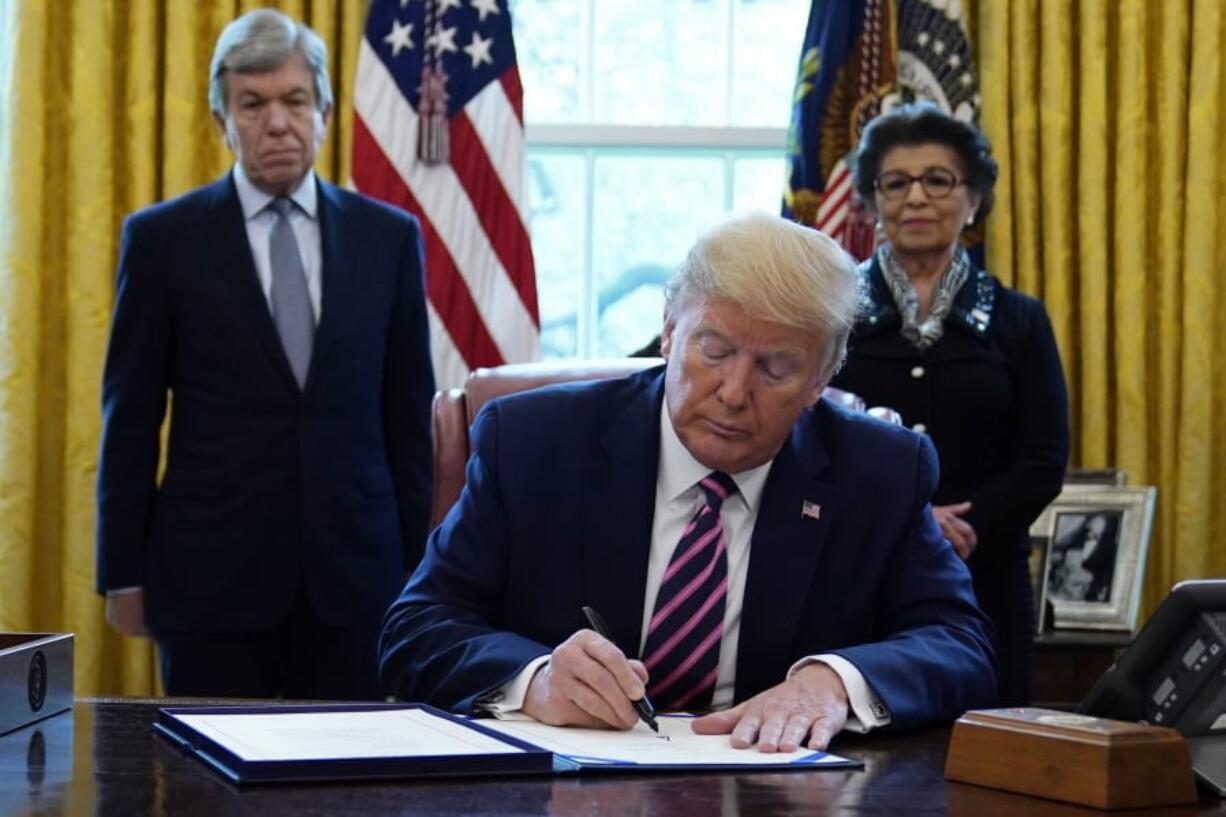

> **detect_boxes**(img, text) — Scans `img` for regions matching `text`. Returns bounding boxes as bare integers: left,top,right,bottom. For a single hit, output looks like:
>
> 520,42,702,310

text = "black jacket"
830,257,1070,559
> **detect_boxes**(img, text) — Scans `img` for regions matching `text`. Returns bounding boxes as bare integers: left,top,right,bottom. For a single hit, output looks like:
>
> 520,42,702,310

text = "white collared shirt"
231,164,323,324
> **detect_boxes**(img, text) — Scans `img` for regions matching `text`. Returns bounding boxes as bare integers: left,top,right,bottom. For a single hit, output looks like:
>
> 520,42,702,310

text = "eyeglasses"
874,168,964,200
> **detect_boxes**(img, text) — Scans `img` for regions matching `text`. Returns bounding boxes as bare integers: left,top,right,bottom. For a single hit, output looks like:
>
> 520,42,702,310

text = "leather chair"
429,358,901,530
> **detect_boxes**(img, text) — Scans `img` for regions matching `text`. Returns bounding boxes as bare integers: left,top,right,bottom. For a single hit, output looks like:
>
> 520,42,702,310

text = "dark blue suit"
97,173,434,695
379,367,996,730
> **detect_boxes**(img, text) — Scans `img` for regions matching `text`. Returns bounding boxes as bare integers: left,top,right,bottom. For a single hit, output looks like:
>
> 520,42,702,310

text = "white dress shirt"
231,164,323,324
488,402,889,733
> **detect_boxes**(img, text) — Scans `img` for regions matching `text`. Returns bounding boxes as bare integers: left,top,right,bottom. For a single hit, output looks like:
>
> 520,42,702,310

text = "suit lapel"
205,176,299,390
307,179,348,390
578,372,665,657
735,405,840,700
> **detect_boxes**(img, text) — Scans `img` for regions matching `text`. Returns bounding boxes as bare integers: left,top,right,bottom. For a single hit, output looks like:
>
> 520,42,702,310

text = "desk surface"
1,698,1222,816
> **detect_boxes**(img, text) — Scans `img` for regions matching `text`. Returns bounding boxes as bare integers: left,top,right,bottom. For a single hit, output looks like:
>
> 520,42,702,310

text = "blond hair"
665,212,862,375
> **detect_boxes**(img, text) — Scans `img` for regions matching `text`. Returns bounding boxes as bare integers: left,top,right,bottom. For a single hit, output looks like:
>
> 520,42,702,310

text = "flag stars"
932,39,946,55
917,32,930,46
384,19,415,56
948,54,961,69
470,0,501,21
427,24,459,54
438,0,463,11
960,72,973,85
463,31,494,68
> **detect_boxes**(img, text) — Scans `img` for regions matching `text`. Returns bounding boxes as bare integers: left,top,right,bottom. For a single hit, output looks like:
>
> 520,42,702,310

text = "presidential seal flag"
783,0,981,260
353,0,540,390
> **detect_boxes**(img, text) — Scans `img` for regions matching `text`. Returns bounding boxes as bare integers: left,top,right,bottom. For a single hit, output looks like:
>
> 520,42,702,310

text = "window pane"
512,0,583,124
527,152,586,358
730,0,810,126
732,156,787,214
591,155,725,356
0,2,11,138
593,0,724,126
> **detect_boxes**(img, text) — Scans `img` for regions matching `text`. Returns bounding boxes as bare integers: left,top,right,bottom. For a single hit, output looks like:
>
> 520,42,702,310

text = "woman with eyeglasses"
829,103,1070,707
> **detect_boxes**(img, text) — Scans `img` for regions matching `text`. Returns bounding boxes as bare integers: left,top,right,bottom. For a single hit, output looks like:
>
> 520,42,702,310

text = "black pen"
581,605,659,733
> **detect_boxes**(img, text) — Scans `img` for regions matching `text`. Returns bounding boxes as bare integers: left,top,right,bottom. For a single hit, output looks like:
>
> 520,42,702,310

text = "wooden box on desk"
0,633,73,736
945,707,1196,810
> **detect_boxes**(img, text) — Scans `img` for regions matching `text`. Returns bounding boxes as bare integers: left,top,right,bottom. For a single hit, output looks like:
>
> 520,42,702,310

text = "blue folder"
155,703,551,784
155,703,863,785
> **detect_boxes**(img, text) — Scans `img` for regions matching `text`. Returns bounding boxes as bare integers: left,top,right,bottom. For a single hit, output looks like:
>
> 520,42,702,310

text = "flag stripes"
353,2,538,389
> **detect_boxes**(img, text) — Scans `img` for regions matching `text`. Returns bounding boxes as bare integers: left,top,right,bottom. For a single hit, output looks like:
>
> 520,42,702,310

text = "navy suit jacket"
96,173,434,633
379,367,996,730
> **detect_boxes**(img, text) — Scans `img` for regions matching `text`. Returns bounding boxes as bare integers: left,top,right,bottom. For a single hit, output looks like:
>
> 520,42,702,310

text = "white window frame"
526,126,788,357
516,0,808,358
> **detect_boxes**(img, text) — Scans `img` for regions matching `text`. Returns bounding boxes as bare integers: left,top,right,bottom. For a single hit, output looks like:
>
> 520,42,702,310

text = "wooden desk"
1,698,1222,816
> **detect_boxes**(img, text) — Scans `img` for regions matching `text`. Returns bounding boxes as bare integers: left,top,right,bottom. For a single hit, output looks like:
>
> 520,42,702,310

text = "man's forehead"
686,302,817,355
227,54,314,92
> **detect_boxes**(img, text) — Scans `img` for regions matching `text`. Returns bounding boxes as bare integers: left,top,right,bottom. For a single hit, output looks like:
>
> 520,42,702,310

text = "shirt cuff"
106,586,143,596
788,654,891,733
476,655,551,717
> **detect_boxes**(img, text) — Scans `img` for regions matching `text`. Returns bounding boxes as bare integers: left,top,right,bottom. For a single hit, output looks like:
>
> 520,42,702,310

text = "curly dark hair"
852,102,998,225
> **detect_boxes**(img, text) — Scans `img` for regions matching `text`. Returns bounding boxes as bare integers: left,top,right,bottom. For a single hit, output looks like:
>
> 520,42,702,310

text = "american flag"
801,500,822,521
353,0,539,389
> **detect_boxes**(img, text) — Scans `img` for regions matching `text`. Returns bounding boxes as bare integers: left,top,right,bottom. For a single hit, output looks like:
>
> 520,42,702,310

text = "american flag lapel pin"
801,500,821,521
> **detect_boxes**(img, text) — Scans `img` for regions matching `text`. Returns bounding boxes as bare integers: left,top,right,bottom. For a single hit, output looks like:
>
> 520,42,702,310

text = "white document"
480,715,855,767
174,708,522,762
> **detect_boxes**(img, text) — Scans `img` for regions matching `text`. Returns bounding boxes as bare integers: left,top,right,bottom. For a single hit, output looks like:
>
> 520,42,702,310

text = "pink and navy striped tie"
642,471,737,712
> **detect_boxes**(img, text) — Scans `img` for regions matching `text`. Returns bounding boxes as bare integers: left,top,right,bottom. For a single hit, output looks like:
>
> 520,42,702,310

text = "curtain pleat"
978,0,1226,618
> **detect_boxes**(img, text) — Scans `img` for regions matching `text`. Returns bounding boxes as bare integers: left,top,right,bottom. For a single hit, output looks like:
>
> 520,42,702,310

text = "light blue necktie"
268,198,314,388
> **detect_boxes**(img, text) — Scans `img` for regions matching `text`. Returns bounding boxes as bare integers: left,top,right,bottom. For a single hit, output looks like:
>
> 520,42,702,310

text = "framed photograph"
1027,535,1049,633
1030,486,1157,632
1063,468,1128,487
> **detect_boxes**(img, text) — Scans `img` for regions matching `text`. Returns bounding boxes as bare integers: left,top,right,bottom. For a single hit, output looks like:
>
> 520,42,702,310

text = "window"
512,0,810,358
0,1,13,173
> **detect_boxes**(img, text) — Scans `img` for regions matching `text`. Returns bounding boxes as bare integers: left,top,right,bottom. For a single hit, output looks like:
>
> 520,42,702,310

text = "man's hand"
691,662,849,752
933,501,977,560
105,590,150,638
522,629,649,729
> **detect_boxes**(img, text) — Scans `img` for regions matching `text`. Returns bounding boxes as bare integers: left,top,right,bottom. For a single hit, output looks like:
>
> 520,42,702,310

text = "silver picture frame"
1030,486,1157,632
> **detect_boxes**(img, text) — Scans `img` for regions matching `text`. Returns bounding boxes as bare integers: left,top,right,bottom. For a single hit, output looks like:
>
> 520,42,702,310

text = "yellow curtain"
3,0,1226,697
0,0,365,695
973,0,1226,616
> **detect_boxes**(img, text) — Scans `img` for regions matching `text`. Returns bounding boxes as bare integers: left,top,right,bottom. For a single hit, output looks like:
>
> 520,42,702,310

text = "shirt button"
913,423,927,433
910,365,925,379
